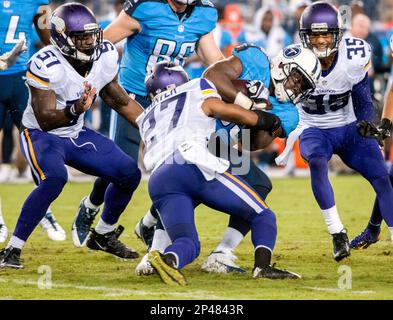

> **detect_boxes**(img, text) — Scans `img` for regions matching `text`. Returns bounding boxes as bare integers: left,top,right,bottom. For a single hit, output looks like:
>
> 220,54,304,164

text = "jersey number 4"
5,16,25,44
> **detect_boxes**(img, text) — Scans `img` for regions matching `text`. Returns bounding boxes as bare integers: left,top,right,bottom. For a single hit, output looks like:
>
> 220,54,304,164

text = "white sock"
150,228,172,253
142,209,158,228
215,227,244,252
95,218,115,235
85,196,99,210
0,199,4,225
389,227,393,243
7,236,25,250
322,205,344,234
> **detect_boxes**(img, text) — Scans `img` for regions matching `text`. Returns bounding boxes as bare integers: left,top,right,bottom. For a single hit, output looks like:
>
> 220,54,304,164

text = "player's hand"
357,119,392,147
75,82,97,114
0,39,27,71
245,80,271,111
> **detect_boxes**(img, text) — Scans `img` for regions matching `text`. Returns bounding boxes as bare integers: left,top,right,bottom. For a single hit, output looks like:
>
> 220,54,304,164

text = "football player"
292,1,393,261
139,61,301,285
72,0,225,248
0,0,66,243
135,45,321,275
0,3,144,269
350,34,393,249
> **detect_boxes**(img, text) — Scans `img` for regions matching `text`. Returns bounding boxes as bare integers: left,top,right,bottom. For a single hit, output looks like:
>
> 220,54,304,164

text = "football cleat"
40,212,66,241
0,224,8,243
148,250,187,286
201,249,246,274
86,226,139,259
332,230,350,262
0,246,23,269
72,197,100,247
253,264,301,279
350,228,381,250
134,218,155,250
135,253,156,276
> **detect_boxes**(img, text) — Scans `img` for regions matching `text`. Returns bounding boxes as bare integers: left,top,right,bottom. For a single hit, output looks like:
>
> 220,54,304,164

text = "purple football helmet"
145,61,190,100
299,1,343,58
50,3,103,62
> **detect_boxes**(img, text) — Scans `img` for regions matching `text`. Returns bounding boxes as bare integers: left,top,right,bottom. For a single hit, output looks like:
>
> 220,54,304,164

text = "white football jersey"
22,41,119,138
137,78,222,173
297,36,372,129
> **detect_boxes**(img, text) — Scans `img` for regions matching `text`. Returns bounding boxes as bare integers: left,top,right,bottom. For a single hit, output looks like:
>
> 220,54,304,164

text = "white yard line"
0,278,220,299
303,286,375,295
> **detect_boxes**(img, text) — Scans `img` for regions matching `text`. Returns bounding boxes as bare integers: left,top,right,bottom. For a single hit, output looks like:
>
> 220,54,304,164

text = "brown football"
231,79,249,96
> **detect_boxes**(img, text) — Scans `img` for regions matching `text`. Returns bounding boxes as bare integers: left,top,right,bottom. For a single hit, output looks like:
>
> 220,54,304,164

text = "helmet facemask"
300,26,343,58
272,62,316,104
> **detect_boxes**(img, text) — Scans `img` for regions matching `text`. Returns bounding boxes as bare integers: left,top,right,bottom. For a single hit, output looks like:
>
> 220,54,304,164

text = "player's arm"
33,5,51,45
196,31,225,66
99,75,144,128
103,11,141,44
30,83,96,131
203,56,242,103
202,97,280,134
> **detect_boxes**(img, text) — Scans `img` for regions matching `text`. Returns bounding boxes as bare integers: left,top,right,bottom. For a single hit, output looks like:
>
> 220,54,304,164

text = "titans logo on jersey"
120,0,217,96
298,36,372,129
0,0,48,75
216,44,299,145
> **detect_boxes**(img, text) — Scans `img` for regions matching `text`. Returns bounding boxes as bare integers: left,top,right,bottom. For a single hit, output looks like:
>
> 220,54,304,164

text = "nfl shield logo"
3,1,10,8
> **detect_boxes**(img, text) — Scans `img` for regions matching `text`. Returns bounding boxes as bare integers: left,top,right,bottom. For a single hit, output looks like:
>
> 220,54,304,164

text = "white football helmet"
270,44,321,104
174,0,198,4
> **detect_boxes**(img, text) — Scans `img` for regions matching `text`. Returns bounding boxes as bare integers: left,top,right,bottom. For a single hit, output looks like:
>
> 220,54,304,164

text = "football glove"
245,80,271,111
0,39,27,71
357,118,392,147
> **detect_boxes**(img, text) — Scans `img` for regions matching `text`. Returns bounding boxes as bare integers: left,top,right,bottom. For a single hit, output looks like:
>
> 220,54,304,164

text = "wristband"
64,106,79,120
234,92,254,110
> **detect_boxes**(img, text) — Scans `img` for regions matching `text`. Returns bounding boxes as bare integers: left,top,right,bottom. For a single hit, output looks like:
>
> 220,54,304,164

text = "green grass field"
0,176,393,300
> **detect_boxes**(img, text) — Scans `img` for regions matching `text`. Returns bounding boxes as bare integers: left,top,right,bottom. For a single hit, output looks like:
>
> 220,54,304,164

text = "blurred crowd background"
1,0,393,182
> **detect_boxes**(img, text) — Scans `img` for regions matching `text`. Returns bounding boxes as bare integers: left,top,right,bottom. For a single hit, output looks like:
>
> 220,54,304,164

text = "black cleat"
87,226,139,259
0,246,23,269
134,218,155,250
332,230,350,262
253,264,301,280
72,197,100,247
350,228,381,250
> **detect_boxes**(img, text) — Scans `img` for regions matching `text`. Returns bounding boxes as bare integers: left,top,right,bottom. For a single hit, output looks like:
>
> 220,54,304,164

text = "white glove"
0,39,27,71
245,80,271,111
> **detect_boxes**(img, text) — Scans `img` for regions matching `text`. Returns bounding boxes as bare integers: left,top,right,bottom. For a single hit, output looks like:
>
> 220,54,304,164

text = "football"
231,79,249,96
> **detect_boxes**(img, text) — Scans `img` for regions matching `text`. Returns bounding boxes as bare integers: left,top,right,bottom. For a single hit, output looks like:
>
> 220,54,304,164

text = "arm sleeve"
351,74,375,122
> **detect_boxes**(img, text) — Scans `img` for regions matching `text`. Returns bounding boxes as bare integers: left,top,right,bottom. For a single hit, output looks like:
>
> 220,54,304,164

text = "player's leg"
0,129,68,269
0,87,8,242
73,95,147,246
200,170,300,279
300,127,350,261
202,157,272,273
66,128,141,258
340,123,393,246
350,163,393,249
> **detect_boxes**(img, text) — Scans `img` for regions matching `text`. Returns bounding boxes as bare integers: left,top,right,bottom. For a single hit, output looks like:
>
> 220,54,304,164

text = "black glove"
252,110,281,136
357,118,392,146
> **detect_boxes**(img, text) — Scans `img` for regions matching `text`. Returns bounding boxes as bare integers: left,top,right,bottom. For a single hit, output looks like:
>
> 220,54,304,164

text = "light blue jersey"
0,0,48,75
216,44,299,144
120,0,217,97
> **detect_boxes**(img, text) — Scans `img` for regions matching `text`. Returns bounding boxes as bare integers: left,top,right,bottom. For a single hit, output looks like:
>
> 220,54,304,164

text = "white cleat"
40,212,66,241
201,249,246,274
135,253,156,276
0,224,8,243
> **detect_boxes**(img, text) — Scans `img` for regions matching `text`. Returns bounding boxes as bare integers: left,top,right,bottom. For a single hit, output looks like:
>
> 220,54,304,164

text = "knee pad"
308,156,328,172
